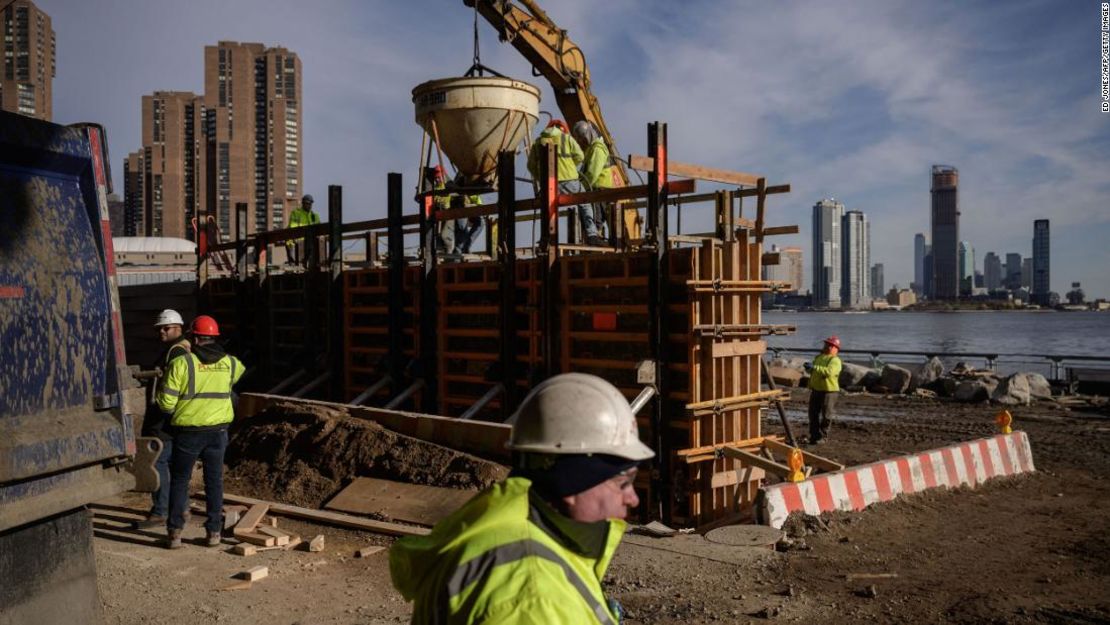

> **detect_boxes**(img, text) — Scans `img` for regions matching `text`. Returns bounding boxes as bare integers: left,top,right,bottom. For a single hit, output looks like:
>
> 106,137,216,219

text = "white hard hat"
153,309,184,327
508,373,655,461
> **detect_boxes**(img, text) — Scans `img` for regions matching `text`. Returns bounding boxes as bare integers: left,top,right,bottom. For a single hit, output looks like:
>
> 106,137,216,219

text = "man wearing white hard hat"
135,309,192,529
391,372,653,624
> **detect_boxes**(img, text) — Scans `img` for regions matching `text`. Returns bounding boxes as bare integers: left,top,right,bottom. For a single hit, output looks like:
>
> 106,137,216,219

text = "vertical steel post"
387,173,405,396
537,143,558,379
497,152,518,420
419,186,439,412
235,202,249,349
646,121,671,522
328,185,344,400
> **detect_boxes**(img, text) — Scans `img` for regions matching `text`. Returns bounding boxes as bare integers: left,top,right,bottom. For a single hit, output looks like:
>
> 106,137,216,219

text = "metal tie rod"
292,371,330,398
384,379,426,410
350,375,392,406
268,368,308,396
460,384,504,421
630,386,656,415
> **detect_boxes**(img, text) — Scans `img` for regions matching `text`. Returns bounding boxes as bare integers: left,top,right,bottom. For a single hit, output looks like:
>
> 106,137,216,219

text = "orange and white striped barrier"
756,432,1035,529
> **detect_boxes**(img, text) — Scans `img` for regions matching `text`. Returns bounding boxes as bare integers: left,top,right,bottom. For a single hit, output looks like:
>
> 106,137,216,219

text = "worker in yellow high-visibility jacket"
286,194,319,266
528,119,605,247
573,120,617,246
156,315,244,549
391,373,653,624
806,335,842,444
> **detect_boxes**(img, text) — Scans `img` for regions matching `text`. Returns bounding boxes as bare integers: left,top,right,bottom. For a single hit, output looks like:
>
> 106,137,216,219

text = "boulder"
839,362,875,388
955,379,996,403
879,364,912,395
910,357,945,391
1022,372,1053,400
767,366,803,388
934,377,959,398
770,357,808,373
992,373,1032,406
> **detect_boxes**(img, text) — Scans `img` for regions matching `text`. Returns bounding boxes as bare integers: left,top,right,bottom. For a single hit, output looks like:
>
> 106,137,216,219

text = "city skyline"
39,0,1110,297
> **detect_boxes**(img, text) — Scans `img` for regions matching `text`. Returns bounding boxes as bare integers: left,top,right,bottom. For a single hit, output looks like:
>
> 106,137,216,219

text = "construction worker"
528,119,604,247
427,166,484,255
286,194,319,266
135,309,192,530
572,120,616,245
806,336,842,445
157,315,244,549
390,372,653,624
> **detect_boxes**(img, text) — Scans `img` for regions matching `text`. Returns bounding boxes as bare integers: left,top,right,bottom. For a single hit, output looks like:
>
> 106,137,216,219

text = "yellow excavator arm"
464,0,630,188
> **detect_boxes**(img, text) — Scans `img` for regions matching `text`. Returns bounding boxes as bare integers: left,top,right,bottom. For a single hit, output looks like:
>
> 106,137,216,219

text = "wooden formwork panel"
344,266,420,407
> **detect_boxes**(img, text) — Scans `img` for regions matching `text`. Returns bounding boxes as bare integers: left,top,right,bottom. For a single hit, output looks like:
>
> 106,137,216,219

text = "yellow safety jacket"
581,138,615,190
390,477,624,625
808,353,842,392
156,347,244,428
527,127,584,183
288,206,319,228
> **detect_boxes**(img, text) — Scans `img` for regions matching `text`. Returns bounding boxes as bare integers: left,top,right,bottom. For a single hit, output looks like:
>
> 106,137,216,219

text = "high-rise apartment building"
204,41,302,240
1033,219,1050,304
135,91,205,238
841,210,870,309
812,199,844,309
870,263,884,300
1005,252,1023,290
1021,257,1032,289
913,233,927,294
984,252,1002,290
958,241,974,295
763,244,804,294
123,151,145,236
0,0,54,120
930,165,960,299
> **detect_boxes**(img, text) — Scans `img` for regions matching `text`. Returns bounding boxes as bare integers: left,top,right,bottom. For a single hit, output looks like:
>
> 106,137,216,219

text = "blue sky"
45,0,1110,298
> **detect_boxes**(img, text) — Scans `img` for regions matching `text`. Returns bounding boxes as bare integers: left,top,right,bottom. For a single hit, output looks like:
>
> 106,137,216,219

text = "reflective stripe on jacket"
581,138,614,190
156,352,244,427
390,477,623,624
808,353,842,392
527,127,584,183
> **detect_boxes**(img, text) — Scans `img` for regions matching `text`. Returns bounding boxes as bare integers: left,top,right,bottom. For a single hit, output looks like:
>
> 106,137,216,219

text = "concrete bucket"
413,76,540,185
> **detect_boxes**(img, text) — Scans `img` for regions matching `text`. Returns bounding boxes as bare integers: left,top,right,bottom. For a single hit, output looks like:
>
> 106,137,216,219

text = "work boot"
205,531,222,547
166,529,183,550
133,514,167,531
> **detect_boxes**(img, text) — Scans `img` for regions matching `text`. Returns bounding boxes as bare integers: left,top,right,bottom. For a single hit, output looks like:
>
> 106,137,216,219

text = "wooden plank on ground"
212,492,431,537
324,477,477,527
233,504,269,536
711,339,766,359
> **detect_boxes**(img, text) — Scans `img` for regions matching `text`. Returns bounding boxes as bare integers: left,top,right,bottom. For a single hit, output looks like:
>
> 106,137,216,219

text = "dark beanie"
512,453,638,499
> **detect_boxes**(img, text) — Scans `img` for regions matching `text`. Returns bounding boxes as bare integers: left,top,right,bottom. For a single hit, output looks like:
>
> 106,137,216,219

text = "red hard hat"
546,119,569,133
823,336,841,349
191,315,220,337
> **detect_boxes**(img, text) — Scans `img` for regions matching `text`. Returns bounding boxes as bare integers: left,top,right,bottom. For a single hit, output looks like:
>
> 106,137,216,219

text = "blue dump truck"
0,111,144,623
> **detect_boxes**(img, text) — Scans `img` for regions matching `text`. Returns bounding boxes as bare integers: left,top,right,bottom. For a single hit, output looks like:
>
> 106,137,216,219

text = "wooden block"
711,339,766,359
231,544,257,557
355,546,386,558
220,580,253,591
283,536,303,551
256,526,291,546
307,535,325,552
236,532,276,547
223,509,242,530
233,503,269,536
236,566,268,581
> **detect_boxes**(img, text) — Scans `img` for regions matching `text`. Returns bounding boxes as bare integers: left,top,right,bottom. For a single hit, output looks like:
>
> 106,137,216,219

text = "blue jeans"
150,438,173,517
168,428,228,533
558,180,599,239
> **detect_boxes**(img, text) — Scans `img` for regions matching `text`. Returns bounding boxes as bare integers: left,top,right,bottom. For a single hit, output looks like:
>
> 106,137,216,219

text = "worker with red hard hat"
806,335,842,445
156,315,244,549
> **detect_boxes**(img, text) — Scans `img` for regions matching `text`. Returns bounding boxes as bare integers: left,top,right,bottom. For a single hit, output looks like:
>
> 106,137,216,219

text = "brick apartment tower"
0,0,54,120
136,92,205,238
930,165,960,300
204,42,302,241
123,151,144,236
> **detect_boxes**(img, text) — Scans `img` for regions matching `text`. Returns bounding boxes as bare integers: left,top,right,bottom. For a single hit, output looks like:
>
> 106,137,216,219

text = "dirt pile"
224,400,508,509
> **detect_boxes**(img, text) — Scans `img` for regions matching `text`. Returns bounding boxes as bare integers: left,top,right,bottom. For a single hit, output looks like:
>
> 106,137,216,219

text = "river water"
762,311,1110,375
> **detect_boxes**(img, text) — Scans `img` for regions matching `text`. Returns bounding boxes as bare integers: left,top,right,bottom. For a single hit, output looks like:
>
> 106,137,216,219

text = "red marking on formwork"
656,145,667,184
871,464,893,502
0,286,25,298
919,453,938,489
994,435,1014,475
811,476,834,512
843,470,866,510
960,444,979,485
101,221,116,276
895,458,915,493
942,448,960,486
977,440,997,478
780,484,804,512
87,127,106,188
